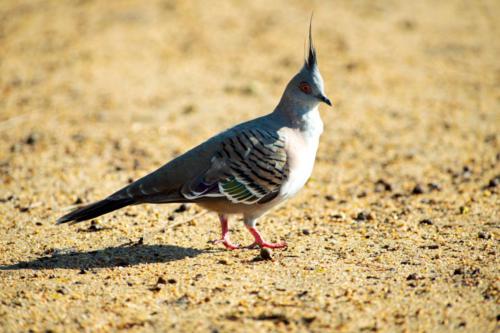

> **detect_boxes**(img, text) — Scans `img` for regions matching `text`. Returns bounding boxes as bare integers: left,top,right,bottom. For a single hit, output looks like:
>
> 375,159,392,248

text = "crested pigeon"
57,19,332,250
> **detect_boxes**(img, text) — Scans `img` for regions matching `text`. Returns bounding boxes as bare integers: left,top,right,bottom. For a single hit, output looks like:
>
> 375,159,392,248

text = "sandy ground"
0,0,499,332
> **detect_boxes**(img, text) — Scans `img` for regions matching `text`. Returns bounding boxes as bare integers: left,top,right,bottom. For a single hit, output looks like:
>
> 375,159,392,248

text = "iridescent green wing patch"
220,176,260,204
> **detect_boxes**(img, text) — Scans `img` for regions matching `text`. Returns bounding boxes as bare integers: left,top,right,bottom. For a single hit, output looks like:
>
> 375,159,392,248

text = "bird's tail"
56,197,135,225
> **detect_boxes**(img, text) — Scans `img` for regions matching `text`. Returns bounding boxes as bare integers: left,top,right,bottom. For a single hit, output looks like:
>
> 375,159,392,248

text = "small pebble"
302,229,310,235
25,133,40,146
330,213,345,220
391,193,403,199
374,179,392,192
86,221,104,232
462,166,472,179
411,184,424,195
324,195,335,201
174,204,188,213
302,316,316,325
175,295,189,305
419,219,433,225
260,248,273,261
357,191,367,198
0,195,14,203
148,285,161,292
427,182,441,191
56,287,68,295
420,198,436,205
17,206,30,213
478,232,491,240
255,313,289,325
406,273,420,280
486,175,499,188
355,211,374,221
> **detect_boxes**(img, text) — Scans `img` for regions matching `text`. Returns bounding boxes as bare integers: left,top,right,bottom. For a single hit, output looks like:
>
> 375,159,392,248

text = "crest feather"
305,14,317,70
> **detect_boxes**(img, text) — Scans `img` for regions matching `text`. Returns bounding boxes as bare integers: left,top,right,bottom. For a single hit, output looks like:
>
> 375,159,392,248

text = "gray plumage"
57,18,331,249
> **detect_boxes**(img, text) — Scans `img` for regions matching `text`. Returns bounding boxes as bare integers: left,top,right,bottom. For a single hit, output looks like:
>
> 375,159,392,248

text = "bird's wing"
181,127,289,204
105,119,288,205
106,136,224,204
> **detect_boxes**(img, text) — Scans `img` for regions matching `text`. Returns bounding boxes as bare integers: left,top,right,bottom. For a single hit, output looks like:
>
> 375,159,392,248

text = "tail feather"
57,197,135,225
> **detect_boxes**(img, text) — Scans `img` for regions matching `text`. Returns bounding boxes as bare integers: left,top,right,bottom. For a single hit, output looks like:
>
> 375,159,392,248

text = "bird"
57,18,332,250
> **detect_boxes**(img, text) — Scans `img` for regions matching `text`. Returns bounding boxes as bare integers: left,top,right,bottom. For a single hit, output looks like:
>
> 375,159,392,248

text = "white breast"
280,109,323,199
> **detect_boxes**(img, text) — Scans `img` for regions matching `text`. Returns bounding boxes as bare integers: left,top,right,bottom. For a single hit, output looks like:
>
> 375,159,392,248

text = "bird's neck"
273,99,323,136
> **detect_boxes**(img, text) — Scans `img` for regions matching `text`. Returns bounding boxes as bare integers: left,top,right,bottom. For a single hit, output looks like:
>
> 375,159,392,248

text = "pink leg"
245,225,287,249
213,214,239,250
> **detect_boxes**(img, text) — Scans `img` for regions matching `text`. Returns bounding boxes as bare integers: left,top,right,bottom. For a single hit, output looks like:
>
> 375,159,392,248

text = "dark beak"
318,94,332,106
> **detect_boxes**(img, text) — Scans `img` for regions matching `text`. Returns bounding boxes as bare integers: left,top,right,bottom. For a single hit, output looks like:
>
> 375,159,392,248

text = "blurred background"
0,1,498,332
1,0,498,197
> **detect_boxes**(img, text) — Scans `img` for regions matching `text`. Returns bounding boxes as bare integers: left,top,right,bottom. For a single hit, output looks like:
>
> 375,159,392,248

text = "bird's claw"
212,238,239,250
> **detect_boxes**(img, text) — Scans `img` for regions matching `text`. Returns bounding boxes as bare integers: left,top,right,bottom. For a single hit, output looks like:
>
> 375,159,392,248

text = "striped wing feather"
183,128,288,204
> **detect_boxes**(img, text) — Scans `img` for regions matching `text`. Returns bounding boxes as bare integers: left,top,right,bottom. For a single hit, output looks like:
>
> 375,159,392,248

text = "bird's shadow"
0,243,210,271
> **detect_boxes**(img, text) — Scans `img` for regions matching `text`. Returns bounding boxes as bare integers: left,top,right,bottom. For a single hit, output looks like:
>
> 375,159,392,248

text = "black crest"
305,15,317,70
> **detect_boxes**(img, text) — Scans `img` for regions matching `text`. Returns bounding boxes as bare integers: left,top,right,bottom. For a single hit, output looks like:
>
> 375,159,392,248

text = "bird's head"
279,18,331,110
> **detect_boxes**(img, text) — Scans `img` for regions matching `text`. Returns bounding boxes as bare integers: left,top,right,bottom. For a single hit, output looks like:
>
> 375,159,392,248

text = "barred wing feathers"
182,128,288,205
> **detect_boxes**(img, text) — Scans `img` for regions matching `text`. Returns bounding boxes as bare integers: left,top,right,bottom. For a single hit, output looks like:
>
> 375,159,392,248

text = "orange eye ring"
299,82,312,94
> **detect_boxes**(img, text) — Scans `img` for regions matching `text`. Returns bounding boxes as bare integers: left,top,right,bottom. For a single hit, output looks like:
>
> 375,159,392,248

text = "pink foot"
213,238,239,250
245,226,287,249
213,214,239,250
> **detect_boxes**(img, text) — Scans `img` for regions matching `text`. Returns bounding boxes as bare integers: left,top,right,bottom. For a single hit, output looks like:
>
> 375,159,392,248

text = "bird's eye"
299,82,312,94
